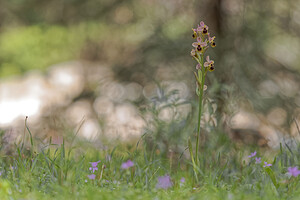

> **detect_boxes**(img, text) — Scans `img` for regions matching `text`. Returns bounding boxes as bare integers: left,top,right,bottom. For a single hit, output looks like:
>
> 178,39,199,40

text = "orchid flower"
192,37,208,53
197,21,209,35
204,56,215,71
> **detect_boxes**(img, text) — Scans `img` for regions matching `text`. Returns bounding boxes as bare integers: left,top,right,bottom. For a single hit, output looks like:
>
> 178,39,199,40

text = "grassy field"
1,124,300,200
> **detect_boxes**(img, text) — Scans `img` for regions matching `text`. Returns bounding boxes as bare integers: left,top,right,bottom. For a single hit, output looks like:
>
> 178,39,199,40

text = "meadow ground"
1,127,300,200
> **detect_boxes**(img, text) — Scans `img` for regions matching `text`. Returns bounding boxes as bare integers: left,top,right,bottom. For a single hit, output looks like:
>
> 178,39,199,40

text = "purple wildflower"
288,167,300,177
179,177,185,187
89,160,101,173
196,63,201,70
121,160,134,169
248,151,257,158
255,157,261,164
263,162,272,168
180,177,185,183
156,175,173,189
87,174,96,180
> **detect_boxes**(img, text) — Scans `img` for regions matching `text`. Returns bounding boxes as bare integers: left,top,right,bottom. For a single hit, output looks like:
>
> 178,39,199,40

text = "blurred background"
0,0,299,152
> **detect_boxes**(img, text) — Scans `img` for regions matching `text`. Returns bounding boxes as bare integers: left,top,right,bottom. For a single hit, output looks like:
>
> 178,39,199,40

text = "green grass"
1,125,300,200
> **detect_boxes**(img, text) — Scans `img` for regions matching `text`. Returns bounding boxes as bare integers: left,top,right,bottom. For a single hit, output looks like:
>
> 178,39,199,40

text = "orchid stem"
195,54,205,167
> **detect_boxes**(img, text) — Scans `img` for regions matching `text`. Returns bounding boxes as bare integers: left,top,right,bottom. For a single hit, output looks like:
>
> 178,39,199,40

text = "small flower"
89,160,101,173
192,28,197,39
255,157,261,164
191,49,196,57
90,160,101,168
204,56,215,71
288,167,300,177
196,63,201,70
85,179,88,183
179,177,185,187
248,151,257,158
208,33,216,47
156,175,173,189
192,37,207,53
87,174,96,180
197,21,209,35
180,177,185,183
263,162,272,168
121,160,134,169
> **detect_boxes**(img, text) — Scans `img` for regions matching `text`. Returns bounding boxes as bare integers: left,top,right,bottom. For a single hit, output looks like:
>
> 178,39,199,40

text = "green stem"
195,53,205,166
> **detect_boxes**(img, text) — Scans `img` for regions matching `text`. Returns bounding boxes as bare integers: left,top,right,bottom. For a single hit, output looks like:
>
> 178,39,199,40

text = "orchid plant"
188,21,216,181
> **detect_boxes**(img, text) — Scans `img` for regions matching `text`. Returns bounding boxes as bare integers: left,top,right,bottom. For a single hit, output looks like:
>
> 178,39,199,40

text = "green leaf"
196,87,201,96
188,138,198,182
265,167,279,189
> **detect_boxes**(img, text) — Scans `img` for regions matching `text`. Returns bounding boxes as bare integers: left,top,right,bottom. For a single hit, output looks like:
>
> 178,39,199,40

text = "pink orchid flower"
204,56,215,72
192,28,197,39
204,56,214,67
190,49,196,57
197,21,209,34
208,33,216,47
192,37,208,52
